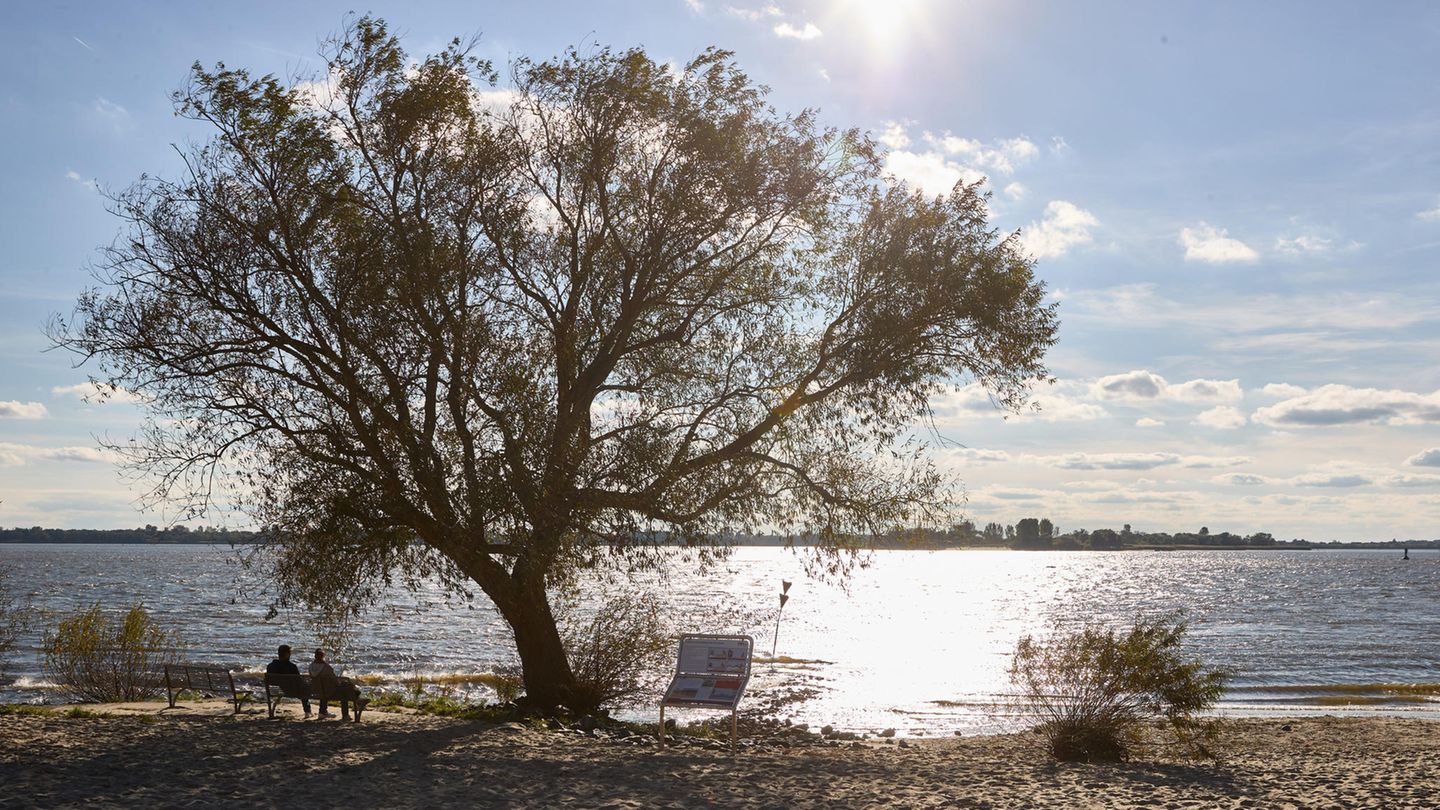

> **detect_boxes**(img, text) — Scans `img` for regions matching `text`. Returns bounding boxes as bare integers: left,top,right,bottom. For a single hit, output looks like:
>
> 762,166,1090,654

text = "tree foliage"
42,604,183,703
54,17,1057,709
1008,615,1229,762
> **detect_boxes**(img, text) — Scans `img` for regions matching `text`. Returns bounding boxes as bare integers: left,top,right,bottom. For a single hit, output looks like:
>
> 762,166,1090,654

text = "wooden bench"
263,673,367,722
163,664,248,714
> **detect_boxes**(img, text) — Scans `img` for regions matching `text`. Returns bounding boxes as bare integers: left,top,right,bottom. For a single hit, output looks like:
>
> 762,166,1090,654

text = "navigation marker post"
771,580,792,657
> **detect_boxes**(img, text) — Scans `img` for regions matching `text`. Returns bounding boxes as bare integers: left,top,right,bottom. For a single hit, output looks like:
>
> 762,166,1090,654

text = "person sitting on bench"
308,648,368,721
266,644,311,717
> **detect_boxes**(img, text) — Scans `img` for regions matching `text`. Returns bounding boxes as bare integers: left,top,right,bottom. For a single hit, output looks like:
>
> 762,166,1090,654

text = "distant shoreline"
1,536,1435,551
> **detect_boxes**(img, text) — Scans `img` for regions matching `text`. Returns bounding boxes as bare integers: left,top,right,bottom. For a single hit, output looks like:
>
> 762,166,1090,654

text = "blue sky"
3,1,1440,539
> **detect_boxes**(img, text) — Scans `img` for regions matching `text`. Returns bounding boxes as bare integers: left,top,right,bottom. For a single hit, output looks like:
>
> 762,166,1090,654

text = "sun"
842,0,929,52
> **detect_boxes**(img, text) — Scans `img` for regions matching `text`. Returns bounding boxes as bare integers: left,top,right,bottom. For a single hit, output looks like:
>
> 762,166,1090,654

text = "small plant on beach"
559,591,675,715
1008,614,1229,763
42,603,183,702
0,563,30,678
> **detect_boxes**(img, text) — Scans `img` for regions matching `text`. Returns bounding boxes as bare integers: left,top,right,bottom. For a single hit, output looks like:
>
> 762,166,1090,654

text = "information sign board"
659,634,754,744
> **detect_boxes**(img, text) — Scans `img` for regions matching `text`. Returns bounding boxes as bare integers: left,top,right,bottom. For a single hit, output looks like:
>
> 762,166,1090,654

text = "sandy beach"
2,702,1437,809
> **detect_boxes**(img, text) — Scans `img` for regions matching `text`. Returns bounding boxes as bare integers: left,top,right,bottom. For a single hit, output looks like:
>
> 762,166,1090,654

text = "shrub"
0,564,28,678
42,603,183,702
1008,615,1229,762
560,591,675,715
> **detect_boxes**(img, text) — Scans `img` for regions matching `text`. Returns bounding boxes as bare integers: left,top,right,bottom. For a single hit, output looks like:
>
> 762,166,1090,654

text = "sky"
2,1,1440,539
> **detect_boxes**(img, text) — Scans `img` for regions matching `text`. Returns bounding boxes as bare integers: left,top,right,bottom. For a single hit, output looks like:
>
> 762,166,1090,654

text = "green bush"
1008,615,1229,762
560,591,675,715
0,564,28,678
42,603,183,702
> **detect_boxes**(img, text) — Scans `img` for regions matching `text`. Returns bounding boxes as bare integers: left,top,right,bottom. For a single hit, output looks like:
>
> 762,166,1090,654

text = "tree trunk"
496,582,577,712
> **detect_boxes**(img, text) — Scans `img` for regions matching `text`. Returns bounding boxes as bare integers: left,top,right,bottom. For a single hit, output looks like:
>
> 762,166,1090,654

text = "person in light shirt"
309,648,368,720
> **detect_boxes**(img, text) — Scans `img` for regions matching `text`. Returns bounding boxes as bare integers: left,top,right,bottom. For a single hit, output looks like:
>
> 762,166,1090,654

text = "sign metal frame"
658,633,754,746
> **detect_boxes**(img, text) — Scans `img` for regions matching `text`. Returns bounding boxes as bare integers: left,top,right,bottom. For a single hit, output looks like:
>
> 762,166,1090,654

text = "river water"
1,544,1436,735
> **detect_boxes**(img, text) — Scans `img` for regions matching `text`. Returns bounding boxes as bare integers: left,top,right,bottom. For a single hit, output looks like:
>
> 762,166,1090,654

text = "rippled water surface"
2,544,1436,734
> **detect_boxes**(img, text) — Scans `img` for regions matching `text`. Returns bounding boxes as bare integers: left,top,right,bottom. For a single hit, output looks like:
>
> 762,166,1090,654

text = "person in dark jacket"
266,644,311,717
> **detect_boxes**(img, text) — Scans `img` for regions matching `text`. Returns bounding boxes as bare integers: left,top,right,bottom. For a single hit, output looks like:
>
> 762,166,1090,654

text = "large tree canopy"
56,18,1057,710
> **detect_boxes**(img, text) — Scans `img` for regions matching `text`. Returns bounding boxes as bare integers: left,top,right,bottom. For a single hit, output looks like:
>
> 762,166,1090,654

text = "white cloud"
930,134,1038,175
1261,383,1307,399
942,447,1011,464
1080,489,1203,506
1179,222,1258,263
1176,455,1252,469
92,97,132,132
1214,473,1270,486
1025,394,1109,422
0,401,47,419
1274,234,1346,256
684,0,704,12
1292,472,1372,488
1061,480,1126,491
877,120,911,150
1169,379,1243,403
880,123,1049,202
64,170,99,193
817,67,830,82
1021,200,1097,259
0,442,113,465
93,97,129,119
1094,369,1165,399
1092,370,1241,404
774,21,822,39
1417,203,1440,222
1384,473,1440,488
38,447,113,463
1049,136,1070,155
1406,448,1440,467
930,384,1106,424
293,72,342,110
1195,406,1247,429
1252,385,1440,428
1048,452,1180,471
1039,452,1249,471
51,382,143,404
1065,284,1440,338
884,150,983,198
1135,417,1165,428
725,4,781,20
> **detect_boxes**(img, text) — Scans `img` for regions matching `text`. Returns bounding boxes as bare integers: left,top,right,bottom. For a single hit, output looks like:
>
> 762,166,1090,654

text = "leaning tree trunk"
491,578,578,712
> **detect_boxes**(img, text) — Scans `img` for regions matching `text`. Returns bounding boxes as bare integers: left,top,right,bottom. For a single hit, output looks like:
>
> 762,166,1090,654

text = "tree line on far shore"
867,519,1440,550
0,525,257,544
4,522,1437,550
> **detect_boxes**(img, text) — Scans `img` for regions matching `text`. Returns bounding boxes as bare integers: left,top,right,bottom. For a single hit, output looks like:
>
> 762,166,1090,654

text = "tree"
1037,517,1054,540
1014,517,1040,547
54,19,1057,710
1089,528,1121,550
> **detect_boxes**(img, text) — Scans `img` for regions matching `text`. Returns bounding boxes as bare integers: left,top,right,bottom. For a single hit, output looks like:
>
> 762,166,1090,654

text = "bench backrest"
263,672,311,698
264,672,347,700
165,664,235,694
